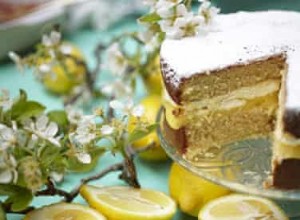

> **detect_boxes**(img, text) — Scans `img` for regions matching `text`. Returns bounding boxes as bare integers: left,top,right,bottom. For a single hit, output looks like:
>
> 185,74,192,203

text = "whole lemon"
41,42,86,94
143,56,163,95
169,163,231,217
128,95,168,161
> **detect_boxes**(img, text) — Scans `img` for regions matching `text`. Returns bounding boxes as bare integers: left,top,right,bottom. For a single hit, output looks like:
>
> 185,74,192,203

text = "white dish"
0,0,85,60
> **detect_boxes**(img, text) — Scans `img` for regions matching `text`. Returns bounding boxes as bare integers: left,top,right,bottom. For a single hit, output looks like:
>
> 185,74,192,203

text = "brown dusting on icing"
160,58,182,104
273,159,300,189
283,109,300,138
162,109,187,154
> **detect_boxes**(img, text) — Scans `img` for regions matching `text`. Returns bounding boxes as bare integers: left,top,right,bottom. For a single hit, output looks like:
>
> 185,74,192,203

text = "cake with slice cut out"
160,11,300,189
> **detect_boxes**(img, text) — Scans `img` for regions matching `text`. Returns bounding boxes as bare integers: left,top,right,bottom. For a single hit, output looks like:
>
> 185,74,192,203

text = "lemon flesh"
169,163,231,217
24,202,107,220
128,95,168,161
199,194,288,220
80,185,176,220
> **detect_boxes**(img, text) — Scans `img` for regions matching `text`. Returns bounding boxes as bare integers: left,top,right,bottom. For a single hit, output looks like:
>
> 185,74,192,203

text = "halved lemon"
80,185,176,220
198,194,288,220
24,202,106,220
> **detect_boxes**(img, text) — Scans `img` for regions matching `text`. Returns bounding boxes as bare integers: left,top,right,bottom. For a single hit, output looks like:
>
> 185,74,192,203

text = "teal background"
213,0,300,12
1,1,300,219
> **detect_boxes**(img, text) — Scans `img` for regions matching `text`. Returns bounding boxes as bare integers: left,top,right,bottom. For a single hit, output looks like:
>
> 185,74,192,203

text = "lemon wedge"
198,194,288,220
80,185,176,220
24,202,106,220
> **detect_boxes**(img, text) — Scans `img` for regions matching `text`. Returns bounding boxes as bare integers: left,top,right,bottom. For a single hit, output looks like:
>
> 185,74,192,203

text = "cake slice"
160,11,300,189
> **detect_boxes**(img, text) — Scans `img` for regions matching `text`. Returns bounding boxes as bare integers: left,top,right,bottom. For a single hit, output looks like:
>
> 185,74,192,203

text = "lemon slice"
199,194,288,220
80,185,176,220
24,202,107,220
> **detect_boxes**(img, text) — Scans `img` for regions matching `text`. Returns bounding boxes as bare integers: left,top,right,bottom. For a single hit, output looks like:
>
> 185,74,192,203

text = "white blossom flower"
0,154,18,184
27,134,38,149
167,14,205,39
0,123,18,151
100,125,115,135
8,51,23,71
36,59,58,81
60,44,73,54
198,0,220,24
106,43,128,76
131,105,145,117
73,115,97,145
42,31,61,47
138,29,156,44
101,79,133,98
38,63,51,73
109,99,128,110
70,85,93,105
0,89,12,110
50,171,64,183
110,99,144,117
145,34,161,52
143,0,158,8
65,105,84,125
25,115,61,147
158,4,190,34
155,0,183,10
75,152,91,164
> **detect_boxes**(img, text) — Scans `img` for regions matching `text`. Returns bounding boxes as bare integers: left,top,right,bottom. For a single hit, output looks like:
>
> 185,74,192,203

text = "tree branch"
35,177,72,201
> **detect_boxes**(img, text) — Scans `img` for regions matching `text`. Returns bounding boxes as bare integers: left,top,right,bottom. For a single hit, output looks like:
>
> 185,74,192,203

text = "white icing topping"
160,11,300,110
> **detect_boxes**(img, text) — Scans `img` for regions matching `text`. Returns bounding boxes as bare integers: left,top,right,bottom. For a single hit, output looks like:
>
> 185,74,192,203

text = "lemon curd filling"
163,80,281,130
162,90,185,130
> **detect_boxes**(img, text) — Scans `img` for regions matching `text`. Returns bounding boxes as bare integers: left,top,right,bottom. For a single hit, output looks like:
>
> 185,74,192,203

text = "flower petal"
76,152,92,164
45,122,58,137
0,170,13,183
50,171,64,183
100,125,114,135
36,115,49,131
131,105,145,117
110,100,124,110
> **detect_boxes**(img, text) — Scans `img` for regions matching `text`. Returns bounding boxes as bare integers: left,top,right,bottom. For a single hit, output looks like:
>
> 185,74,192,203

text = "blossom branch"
30,144,148,203
35,177,72,201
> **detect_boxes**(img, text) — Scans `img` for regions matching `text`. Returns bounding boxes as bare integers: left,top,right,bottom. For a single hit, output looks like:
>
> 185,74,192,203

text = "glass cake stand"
157,109,300,218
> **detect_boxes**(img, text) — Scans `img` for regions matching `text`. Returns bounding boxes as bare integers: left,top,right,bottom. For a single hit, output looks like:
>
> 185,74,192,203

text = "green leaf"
9,90,45,121
11,101,45,121
128,124,157,143
48,110,69,131
138,13,161,23
0,184,33,212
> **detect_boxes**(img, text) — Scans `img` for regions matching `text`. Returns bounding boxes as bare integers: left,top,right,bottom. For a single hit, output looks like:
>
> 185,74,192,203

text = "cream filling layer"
163,80,280,130
274,140,300,160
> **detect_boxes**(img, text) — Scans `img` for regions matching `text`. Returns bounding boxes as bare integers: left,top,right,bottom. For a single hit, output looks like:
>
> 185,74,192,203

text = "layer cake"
160,11,300,189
